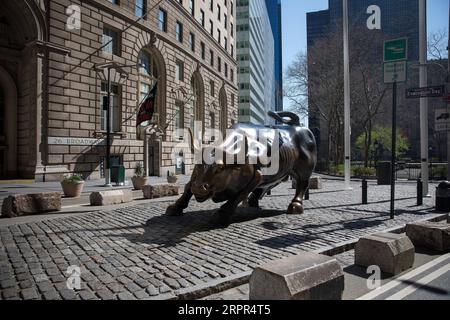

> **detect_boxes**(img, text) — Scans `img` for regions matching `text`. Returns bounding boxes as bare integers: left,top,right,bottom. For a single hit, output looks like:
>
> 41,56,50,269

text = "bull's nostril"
202,184,210,190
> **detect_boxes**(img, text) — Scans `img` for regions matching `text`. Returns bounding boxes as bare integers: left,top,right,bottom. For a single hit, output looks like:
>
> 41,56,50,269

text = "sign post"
384,38,408,220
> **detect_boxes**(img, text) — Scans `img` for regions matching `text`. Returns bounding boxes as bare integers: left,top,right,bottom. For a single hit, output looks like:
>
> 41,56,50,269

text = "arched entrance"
0,67,18,179
137,47,167,177
0,1,46,179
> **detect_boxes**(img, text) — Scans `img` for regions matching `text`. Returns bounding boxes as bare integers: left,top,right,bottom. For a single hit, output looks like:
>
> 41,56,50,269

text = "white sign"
383,61,407,84
435,109,450,132
367,5,381,30
48,137,106,146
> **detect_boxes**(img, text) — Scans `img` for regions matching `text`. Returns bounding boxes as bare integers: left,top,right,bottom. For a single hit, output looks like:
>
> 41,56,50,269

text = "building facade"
0,0,238,181
236,0,275,125
265,0,283,112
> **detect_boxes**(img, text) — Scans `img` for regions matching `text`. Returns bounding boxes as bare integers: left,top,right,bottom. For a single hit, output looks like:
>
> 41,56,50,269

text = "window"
138,50,160,126
188,32,195,52
175,102,184,134
200,9,205,27
176,21,183,43
201,42,205,60
209,50,214,66
0,87,4,135
109,0,120,4
210,80,215,96
217,29,221,44
189,0,194,16
175,60,184,82
101,82,121,132
158,8,167,32
231,23,234,37
225,63,228,78
224,14,227,28
231,44,234,56
135,0,146,18
209,20,213,36
209,0,213,11
218,57,222,72
231,1,234,16
102,26,120,56
217,5,221,20
224,37,228,50
230,68,234,82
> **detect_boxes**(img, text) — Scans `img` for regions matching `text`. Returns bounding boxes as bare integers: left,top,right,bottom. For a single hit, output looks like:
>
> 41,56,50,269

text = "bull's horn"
188,128,201,154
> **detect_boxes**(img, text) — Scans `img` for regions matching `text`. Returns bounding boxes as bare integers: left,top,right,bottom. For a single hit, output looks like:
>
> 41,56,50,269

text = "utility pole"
447,2,450,181
105,67,112,187
343,0,352,190
419,0,430,196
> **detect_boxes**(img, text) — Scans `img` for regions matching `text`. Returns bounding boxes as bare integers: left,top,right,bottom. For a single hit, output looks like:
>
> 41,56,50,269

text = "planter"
61,181,85,198
131,176,148,190
167,176,178,184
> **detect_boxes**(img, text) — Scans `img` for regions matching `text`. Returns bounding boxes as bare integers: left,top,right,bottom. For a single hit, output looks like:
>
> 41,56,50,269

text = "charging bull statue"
166,111,317,226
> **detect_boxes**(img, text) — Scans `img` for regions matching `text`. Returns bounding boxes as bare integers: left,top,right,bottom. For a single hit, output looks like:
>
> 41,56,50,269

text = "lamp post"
419,0,430,196
94,62,141,187
343,0,352,190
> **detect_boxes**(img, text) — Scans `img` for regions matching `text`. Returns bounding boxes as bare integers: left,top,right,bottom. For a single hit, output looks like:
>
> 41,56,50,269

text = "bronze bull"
166,111,317,226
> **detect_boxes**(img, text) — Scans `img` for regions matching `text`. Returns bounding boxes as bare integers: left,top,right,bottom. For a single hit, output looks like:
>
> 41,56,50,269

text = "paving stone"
21,287,39,300
118,292,136,300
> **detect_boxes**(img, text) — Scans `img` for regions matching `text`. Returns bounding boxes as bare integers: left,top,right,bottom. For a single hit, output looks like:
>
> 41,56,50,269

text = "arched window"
190,72,204,131
138,50,160,126
219,87,228,134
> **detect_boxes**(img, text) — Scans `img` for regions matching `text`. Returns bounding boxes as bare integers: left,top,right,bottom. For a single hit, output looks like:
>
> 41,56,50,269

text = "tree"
356,126,410,162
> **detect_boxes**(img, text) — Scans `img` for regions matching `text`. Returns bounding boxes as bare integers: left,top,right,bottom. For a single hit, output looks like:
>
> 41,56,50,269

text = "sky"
281,0,450,112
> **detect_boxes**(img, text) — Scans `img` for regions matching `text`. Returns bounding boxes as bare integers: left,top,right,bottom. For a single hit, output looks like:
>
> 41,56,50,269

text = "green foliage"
356,126,410,158
353,167,376,177
432,165,448,179
62,174,83,183
134,162,145,177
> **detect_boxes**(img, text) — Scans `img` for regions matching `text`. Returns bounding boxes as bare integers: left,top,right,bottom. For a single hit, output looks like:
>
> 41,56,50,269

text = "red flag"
136,84,157,127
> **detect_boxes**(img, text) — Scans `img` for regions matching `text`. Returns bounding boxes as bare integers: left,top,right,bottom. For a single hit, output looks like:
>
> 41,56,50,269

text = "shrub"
134,162,145,177
353,167,376,177
62,174,84,183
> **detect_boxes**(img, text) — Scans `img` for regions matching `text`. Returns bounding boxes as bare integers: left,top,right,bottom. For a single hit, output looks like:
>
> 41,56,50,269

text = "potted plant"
61,174,85,198
167,171,178,184
131,162,148,190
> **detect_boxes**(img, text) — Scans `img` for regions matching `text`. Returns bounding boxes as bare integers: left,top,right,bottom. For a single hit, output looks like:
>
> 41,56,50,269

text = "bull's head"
189,130,264,202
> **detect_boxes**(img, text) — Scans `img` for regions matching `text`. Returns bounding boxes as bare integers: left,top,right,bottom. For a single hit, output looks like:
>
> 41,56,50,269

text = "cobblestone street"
0,179,443,300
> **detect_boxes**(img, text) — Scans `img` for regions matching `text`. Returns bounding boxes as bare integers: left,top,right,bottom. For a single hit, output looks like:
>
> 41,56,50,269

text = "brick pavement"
0,180,443,300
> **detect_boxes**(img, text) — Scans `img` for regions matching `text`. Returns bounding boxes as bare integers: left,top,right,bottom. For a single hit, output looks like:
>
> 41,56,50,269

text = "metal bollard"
304,188,310,200
362,179,368,204
417,178,423,206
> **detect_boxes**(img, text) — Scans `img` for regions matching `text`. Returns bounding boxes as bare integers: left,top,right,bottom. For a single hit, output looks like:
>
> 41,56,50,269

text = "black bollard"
304,188,310,200
362,179,368,204
417,178,423,206
267,190,272,196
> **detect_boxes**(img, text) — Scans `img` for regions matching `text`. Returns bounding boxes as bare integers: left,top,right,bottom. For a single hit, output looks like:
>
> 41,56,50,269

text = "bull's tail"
268,111,300,127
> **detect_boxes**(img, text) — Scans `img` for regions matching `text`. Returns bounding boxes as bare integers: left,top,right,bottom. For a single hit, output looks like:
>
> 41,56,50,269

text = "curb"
174,212,449,301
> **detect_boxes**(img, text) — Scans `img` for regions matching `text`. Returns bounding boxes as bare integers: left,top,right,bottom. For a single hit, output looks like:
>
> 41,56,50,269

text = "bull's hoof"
165,205,184,217
287,202,304,215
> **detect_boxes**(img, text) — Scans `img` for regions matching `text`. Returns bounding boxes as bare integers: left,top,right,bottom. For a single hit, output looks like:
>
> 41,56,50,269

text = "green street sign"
384,38,408,62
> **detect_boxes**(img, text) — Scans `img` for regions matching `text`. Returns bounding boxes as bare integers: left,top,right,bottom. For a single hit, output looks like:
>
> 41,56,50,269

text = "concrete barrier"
142,184,180,199
355,233,414,275
309,176,323,190
406,221,450,252
1,193,62,218
89,190,133,206
249,251,344,300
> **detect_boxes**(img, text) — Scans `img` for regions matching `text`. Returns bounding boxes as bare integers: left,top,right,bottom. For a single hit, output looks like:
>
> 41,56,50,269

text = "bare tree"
428,29,448,60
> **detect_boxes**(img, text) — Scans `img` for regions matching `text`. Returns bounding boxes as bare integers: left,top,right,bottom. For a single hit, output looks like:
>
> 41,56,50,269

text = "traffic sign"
384,38,408,62
383,61,407,84
406,85,445,99
435,109,450,132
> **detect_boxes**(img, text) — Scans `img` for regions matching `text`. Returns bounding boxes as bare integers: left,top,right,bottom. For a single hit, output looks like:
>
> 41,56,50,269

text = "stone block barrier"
89,190,133,206
142,184,180,200
406,221,450,252
1,193,62,218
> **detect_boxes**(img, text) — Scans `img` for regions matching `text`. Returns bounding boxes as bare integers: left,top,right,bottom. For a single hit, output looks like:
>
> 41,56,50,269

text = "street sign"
435,109,450,132
406,85,446,99
384,38,408,62
383,61,407,84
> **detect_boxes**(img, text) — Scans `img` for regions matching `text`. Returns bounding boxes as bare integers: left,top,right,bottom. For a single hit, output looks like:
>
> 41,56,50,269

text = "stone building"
0,0,237,181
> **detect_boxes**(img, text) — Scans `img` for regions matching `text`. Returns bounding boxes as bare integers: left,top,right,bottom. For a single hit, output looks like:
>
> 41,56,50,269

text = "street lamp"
93,62,142,187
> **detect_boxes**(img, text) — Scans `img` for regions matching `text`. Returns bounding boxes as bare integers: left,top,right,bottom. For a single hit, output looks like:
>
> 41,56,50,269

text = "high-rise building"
237,0,275,125
265,0,283,112
0,0,237,181
307,0,421,164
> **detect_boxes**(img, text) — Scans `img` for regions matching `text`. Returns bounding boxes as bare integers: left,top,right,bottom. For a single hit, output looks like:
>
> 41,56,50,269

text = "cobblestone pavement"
0,180,442,300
